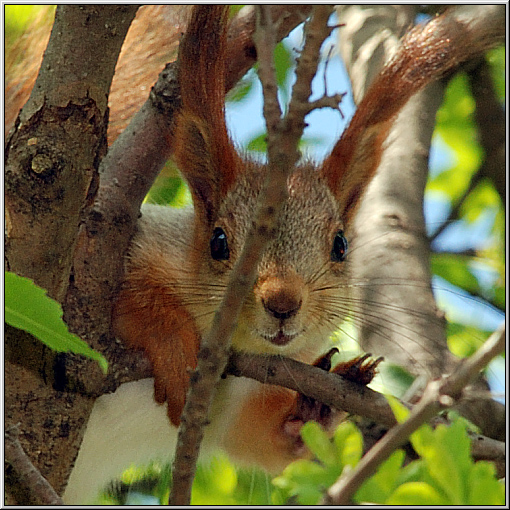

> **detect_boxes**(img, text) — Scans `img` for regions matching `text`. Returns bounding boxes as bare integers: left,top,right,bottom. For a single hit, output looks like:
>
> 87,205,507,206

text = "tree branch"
335,4,505,441
4,6,139,502
4,8,315,500
5,4,138,302
226,351,399,428
225,349,505,467
323,323,505,505
5,424,63,506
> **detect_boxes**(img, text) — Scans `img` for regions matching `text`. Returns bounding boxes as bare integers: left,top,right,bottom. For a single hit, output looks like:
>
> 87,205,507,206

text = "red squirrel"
6,5,503,504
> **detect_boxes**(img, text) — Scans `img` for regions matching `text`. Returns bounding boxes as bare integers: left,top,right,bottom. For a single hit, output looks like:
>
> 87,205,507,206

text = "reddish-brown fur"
112,249,200,426
110,5,503,472
6,5,504,494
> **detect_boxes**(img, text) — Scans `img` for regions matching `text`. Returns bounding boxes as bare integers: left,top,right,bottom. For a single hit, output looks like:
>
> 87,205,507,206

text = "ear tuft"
320,6,504,226
173,6,241,226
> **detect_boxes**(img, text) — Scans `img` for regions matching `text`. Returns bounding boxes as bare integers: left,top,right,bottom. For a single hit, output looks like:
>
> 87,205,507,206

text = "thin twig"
169,6,336,504
322,323,505,505
5,424,63,506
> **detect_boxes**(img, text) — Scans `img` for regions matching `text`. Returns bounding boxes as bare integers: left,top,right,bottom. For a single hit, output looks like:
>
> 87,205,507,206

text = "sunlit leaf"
422,422,470,504
355,449,405,504
5,271,107,373
145,176,188,207
467,461,505,505
227,74,255,104
386,394,411,424
387,482,448,505
486,46,506,101
460,179,500,224
430,253,482,296
333,421,362,469
272,459,327,505
301,421,338,468
446,321,490,358
246,131,267,153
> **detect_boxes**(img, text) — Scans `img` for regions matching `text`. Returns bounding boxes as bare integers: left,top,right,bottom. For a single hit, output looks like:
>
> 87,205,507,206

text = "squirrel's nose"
263,299,302,320
261,289,302,320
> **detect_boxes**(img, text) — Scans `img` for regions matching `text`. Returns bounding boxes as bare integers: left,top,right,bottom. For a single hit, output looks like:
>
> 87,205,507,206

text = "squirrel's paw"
331,351,384,385
282,349,383,455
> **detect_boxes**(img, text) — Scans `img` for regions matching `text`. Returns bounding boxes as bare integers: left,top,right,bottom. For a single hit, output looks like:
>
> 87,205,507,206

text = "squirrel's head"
185,159,353,358
173,3,475,356
172,4,387,358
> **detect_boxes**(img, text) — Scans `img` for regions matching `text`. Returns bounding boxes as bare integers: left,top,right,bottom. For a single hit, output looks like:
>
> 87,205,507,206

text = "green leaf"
460,179,500,224
386,394,411,424
145,173,191,207
229,5,244,17
246,132,267,153
421,422,469,504
274,41,294,107
467,461,505,505
408,422,435,459
486,46,506,101
333,421,362,469
387,482,448,505
227,73,256,104
191,455,239,505
301,421,338,468
430,253,482,296
5,271,108,373
272,459,327,505
446,322,490,359
355,449,405,504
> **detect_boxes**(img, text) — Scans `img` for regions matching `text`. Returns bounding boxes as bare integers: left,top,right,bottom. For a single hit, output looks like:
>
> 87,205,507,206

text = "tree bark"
4,6,139,501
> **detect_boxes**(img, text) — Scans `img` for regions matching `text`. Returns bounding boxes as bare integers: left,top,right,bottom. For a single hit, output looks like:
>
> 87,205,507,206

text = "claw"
312,347,339,372
282,351,382,453
332,353,384,386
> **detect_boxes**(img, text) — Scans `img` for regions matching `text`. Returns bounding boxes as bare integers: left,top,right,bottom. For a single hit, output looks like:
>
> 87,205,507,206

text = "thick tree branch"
4,6,139,502
5,8,314,501
336,4,505,441
5,5,138,302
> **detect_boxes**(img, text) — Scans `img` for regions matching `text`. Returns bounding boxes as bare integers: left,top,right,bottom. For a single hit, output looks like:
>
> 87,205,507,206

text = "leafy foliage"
105,413,503,505
273,405,504,505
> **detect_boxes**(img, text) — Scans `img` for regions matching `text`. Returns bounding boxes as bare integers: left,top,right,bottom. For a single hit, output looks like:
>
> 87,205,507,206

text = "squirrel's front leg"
222,384,312,472
222,351,382,473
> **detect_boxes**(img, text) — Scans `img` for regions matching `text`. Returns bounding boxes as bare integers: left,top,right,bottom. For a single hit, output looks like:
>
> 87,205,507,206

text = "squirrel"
6,5,504,504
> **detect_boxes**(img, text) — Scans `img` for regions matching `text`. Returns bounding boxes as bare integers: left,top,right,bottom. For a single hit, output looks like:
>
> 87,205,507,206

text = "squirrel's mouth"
262,329,299,346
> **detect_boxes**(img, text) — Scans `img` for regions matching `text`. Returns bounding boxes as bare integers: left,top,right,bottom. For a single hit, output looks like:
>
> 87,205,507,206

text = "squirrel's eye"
331,230,348,262
210,227,229,261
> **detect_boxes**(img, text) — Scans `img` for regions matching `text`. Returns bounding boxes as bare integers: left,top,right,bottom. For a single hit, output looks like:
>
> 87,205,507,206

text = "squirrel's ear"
173,5,240,225
320,6,504,227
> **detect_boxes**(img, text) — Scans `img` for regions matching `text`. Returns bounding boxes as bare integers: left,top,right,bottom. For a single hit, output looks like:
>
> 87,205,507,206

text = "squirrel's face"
196,163,352,358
